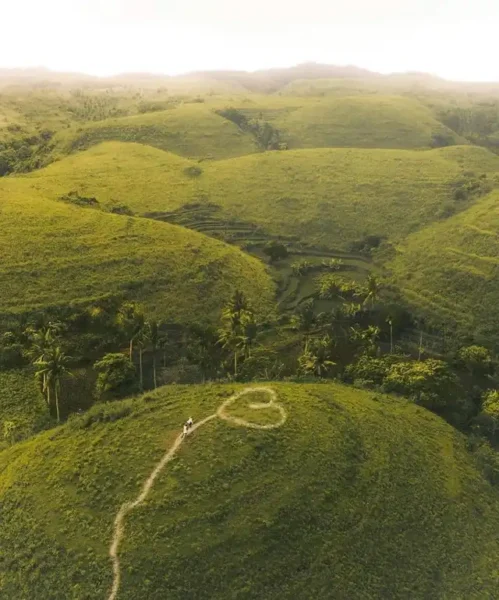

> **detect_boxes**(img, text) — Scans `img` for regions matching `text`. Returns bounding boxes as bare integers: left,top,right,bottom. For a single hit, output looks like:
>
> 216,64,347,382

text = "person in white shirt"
182,424,188,437
187,417,193,429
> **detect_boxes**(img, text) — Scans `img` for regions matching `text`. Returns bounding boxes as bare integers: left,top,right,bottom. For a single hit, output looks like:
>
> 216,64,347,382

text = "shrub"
263,241,288,263
183,166,203,177
93,353,137,400
383,359,458,410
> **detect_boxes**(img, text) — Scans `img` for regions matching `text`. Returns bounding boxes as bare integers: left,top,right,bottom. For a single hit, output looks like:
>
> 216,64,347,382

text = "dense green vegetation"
2,383,499,599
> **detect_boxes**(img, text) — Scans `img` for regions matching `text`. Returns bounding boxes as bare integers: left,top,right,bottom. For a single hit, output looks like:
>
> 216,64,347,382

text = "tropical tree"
116,302,145,361
239,311,258,358
94,353,136,399
144,319,161,389
363,274,381,309
318,274,342,300
263,240,288,263
26,325,60,404
218,325,242,376
350,325,380,356
386,315,394,354
291,299,316,332
457,345,492,377
34,346,72,422
298,336,336,378
218,291,255,376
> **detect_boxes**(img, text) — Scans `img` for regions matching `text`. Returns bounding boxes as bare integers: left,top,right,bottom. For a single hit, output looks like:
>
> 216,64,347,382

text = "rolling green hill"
21,142,499,249
54,103,259,160
1,383,498,598
266,95,464,149
0,179,275,322
391,189,499,343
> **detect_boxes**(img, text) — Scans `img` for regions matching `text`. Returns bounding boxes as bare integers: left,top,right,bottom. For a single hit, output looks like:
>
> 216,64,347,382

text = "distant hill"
54,104,258,160
2,382,499,598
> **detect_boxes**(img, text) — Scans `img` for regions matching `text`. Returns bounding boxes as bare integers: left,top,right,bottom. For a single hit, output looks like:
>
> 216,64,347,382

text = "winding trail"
107,386,287,600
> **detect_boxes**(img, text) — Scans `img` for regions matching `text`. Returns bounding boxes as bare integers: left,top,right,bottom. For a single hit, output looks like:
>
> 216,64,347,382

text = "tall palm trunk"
139,346,144,390
40,373,49,405
234,350,238,376
418,331,423,361
389,323,393,354
129,338,133,362
55,382,60,423
46,382,51,411
153,352,157,389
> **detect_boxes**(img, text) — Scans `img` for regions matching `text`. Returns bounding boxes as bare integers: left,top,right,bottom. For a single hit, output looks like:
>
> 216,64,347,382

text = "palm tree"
116,302,145,361
218,326,242,376
363,275,381,309
145,319,161,389
26,326,58,405
387,315,394,354
239,310,258,358
298,336,336,378
35,346,71,422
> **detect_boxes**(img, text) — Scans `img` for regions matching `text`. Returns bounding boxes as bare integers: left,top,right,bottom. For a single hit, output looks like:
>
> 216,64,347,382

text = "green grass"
0,369,49,445
0,178,275,322
20,141,499,251
391,189,499,343
1,382,498,598
266,95,465,149
54,103,259,160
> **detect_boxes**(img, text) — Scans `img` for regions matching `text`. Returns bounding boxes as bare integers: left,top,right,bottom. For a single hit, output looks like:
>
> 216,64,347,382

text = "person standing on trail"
187,417,193,429
182,424,188,437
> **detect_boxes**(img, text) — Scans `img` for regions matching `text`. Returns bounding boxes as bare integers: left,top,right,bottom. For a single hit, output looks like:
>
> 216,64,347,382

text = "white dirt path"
107,386,286,600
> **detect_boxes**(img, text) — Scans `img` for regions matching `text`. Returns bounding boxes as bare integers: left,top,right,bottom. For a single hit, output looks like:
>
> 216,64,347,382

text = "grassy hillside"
267,95,463,149
0,179,275,322
55,103,259,160
21,142,499,251
391,189,499,343
1,383,498,598
0,369,49,445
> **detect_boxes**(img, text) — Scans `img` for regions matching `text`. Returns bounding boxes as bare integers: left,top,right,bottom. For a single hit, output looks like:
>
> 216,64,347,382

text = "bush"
345,355,399,387
184,166,203,177
94,353,137,400
383,359,458,410
263,241,288,263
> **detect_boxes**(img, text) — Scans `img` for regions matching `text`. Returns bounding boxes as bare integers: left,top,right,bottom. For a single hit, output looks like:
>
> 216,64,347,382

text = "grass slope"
0,369,48,445
1,383,498,598
0,180,275,321
268,95,463,149
22,141,499,249
55,104,258,160
391,189,499,343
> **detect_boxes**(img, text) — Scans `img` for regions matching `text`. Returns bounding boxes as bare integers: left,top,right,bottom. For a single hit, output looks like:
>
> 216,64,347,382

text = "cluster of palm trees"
217,291,257,377
116,302,169,390
27,322,71,423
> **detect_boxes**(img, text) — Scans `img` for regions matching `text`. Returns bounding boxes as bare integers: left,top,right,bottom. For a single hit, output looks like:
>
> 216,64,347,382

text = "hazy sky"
3,0,499,80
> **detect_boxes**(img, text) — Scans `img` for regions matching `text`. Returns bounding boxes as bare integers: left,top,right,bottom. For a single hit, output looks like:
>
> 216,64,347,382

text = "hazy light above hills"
3,0,499,81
